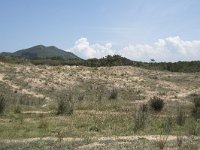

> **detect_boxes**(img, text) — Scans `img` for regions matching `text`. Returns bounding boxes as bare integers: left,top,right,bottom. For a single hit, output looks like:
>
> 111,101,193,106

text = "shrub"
0,95,6,114
38,120,49,129
14,105,21,114
109,88,118,100
57,93,74,115
176,104,186,126
133,105,148,132
78,94,84,101
140,103,148,113
185,144,199,150
176,133,183,148
192,97,200,120
18,115,24,124
149,96,164,112
89,125,100,132
161,116,173,134
55,130,64,142
192,107,200,120
194,97,200,108
156,134,168,150
188,119,200,135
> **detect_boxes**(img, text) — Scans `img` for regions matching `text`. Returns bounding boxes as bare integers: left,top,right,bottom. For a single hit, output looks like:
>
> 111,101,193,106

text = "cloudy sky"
0,0,200,62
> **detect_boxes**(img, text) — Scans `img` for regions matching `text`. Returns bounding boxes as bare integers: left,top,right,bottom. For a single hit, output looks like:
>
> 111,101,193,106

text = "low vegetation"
13,105,21,114
56,93,74,115
0,95,6,114
0,61,200,149
176,133,183,148
156,135,168,150
176,104,186,126
133,105,148,132
109,88,118,100
192,97,200,119
149,96,164,112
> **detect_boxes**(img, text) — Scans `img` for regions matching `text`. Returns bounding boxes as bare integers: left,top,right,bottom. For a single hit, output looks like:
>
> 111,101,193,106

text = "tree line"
1,55,200,73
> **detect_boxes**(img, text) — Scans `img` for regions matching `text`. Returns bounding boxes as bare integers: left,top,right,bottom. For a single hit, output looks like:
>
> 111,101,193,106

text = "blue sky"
0,0,200,61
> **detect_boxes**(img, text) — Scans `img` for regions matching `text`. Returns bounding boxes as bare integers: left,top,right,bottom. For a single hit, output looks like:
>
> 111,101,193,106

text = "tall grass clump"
176,133,183,148
14,105,21,114
176,103,186,126
188,119,200,135
149,96,164,112
0,95,6,114
192,97,200,120
156,117,172,150
156,135,168,150
109,88,118,100
161,116,173,134
38,119,49,129
57,93,74,115
133,104,148,132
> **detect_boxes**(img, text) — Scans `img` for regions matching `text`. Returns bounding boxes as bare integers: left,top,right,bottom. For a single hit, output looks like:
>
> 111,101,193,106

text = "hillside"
0,62,200,149
0,45,79,60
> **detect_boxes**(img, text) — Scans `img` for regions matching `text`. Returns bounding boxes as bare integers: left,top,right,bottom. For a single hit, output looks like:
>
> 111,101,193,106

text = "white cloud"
68,36,200,62
69,38,114,59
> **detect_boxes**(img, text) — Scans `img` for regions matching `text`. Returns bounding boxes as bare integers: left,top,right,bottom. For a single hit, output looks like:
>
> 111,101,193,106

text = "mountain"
0,45,79,60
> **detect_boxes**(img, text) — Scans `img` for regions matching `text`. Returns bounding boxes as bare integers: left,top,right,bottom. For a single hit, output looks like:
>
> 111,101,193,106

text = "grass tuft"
0,95,6,114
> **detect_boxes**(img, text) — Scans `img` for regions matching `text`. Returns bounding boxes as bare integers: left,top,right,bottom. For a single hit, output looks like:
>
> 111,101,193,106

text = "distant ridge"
0,45,79,60
1,47,200,73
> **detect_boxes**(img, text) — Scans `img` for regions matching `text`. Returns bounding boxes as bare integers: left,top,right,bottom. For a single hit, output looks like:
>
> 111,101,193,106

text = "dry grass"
0,62,200,149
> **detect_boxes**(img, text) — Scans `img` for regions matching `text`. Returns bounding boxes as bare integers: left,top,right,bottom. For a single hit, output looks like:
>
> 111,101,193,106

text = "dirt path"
22,111,52,114
78,142,106,149
76,110,128,115
20,110,128,115
1,135,199,144
177,88,200,98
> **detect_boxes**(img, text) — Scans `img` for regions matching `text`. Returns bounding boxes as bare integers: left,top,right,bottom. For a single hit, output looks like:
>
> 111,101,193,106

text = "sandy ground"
0,73,4,81
0,73,52,105
0,63,200,148
1,135,199,144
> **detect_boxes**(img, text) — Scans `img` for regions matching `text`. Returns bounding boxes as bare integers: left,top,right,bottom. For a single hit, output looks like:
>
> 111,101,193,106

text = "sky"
0,0,200,62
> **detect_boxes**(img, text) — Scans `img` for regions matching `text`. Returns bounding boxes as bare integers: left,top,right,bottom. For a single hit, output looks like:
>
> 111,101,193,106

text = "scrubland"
0,62,200,149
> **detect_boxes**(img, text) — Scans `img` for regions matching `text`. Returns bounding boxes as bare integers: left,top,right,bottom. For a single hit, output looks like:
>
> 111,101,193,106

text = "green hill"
1,45,79,60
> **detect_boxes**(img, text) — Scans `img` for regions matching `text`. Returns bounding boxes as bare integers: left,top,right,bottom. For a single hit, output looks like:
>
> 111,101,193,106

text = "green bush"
57,93,74,115
0,95,6,114
161,116,173,134
149,96,164,112
188,119,200,135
